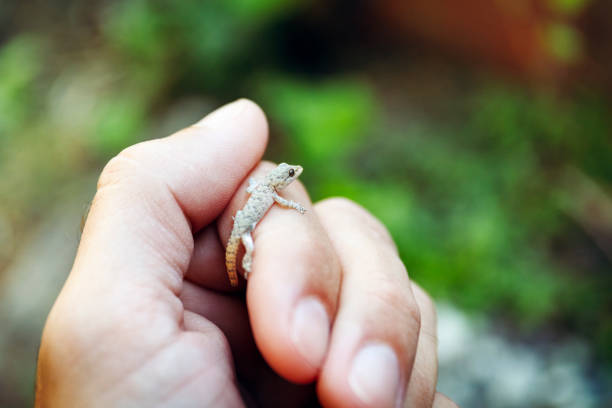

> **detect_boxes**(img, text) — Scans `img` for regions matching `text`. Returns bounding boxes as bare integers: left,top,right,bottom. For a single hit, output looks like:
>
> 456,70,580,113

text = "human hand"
36,100,457,407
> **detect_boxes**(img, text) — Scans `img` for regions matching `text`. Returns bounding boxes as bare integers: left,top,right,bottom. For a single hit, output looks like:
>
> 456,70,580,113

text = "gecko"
225,163,306,286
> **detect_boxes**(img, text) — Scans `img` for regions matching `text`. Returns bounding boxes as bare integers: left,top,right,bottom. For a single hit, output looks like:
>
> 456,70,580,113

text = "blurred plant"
0,35,45,138
548,0,592,15
260,75,611,351
0,5,611,405
545,22,582,63
257,76,376,171
0,0,311,267
101,0,306,91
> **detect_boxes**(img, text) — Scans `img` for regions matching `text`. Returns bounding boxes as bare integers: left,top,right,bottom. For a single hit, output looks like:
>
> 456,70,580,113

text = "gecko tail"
225,234,240,287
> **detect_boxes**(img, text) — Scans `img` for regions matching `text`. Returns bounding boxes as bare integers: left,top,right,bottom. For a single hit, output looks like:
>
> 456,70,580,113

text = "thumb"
37,99,267,407
53,98,267,330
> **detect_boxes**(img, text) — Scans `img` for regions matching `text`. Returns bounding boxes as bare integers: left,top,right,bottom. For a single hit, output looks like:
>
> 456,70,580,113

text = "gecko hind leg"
241,232,254,279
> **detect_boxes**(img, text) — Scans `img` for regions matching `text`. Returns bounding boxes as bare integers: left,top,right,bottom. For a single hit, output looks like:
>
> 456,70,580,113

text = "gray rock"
437,303,602,408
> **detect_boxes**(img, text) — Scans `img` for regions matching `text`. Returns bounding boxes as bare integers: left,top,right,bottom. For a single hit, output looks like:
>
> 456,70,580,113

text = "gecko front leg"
273,193,306,214
246,177,258,193
241,231,254,279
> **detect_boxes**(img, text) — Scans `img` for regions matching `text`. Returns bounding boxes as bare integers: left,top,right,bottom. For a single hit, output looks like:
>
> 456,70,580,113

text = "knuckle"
319,197,396,250
407,373,437,408
183,327,231,359
302,235,338,272
319,196,362,214
97,156,129,190
407,297,422,332
97,141,156,191
368,277,421,332
412,283,437,321
42,298,109,358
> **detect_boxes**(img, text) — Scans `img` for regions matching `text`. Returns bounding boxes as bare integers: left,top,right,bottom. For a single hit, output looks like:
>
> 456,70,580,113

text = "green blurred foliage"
0,35,45,137
549,0,591,15
545,22,582,63
257,70,611,346
258,77,375,164
289,85,565,324
1,0,611,373
91,95,147,156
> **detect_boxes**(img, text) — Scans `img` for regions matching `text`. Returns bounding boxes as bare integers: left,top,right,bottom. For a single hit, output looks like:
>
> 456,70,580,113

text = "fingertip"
247,276,325,384
195,98,269,145
217,160,340,385
238,98,269,136
290,297,331,371
242,210,339,384
157,97,269,229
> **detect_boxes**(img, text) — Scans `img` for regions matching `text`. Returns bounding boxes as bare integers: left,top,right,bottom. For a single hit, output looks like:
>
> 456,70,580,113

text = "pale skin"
36,99,458,407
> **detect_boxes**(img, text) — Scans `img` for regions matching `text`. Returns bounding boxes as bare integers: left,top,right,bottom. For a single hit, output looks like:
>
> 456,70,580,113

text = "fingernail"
291,296,330,369
349,343,400,407
195,99,249,128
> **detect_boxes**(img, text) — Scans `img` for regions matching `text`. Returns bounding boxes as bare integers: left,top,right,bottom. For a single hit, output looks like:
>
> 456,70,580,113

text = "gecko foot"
242,253,252,274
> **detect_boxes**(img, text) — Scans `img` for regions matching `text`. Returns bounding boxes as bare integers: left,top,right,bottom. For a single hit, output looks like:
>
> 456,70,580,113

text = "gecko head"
268,162,303,189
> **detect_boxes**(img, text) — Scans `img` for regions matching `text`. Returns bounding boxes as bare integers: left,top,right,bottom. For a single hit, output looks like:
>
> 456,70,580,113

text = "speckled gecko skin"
225,163,306,286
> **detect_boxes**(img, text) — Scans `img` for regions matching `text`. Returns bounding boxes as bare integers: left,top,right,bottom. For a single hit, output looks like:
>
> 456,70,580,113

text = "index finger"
217,162,342,384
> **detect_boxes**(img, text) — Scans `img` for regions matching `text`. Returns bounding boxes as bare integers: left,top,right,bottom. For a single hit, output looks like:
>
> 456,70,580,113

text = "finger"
315,198,421,408
180,282,317,407
180,281,256,364
39,99,268,407
433,392,459,408
405,283,438,407
179,311,244,407
180,281,269,387
47,100,267,359
73,99,266,298
218,161,342,383
184,224,236,292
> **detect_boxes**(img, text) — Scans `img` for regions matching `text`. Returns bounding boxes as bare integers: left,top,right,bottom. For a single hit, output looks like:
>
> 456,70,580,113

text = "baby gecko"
225,163,306,286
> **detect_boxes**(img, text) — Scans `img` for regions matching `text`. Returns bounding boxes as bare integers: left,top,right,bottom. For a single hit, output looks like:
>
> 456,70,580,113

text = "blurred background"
1,0,611,406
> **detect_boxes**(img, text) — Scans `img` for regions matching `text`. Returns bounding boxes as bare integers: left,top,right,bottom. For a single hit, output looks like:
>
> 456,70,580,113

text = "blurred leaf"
259,77,376,161
548,0,591,15
545,23,582,63
102,0,168,61
318,181,414,235
172,2,239,61
571,96,612,182
0,35,45,136
91,95,146,157
226,0,303,20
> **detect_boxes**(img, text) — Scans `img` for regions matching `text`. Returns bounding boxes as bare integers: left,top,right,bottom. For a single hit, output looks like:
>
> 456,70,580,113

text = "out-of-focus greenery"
545,23,583,62
1,0,611,375
549,0,591,15
271,82,612,337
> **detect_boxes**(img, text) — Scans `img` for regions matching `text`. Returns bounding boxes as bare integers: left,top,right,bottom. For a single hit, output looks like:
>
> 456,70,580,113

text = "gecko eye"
288,168,295,177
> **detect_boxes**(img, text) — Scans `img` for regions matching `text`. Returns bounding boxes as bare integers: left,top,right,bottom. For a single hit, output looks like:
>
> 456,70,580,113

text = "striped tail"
225,233,240,287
